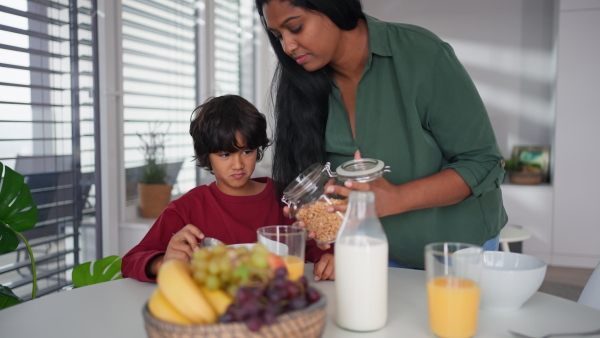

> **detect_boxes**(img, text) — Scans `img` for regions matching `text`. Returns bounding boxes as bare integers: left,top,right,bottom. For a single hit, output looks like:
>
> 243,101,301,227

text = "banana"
200,286,233,316
157,259,217,324
148,288,193,325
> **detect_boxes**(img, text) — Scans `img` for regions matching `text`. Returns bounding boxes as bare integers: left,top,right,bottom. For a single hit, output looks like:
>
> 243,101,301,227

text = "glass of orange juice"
425,242,483,338
257,225,306,280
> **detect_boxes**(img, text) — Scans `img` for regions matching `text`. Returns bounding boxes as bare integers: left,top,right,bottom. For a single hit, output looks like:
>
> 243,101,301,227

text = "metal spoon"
509,328,600,338
202,237,224,248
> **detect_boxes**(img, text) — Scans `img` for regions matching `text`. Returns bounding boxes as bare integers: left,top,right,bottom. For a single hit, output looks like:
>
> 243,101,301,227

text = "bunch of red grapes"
219,267,321,332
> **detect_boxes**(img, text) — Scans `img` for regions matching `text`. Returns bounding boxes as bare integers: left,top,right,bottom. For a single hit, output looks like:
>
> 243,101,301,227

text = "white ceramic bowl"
480,251,547,312
226,243,256,250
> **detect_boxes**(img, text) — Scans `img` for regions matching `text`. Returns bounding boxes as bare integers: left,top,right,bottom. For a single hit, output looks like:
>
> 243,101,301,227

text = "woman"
256,0,507,269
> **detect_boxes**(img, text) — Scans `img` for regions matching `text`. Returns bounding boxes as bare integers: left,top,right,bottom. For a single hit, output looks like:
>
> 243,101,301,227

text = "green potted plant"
0,162,39,309
137,124,172,218
504,158,543,185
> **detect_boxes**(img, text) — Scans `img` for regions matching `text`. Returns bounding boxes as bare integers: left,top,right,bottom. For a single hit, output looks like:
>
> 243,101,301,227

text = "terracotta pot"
509,171,543,185
138,183,173,218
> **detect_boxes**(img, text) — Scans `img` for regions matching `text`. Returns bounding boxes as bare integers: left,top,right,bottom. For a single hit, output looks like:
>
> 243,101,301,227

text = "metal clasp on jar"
281,195,299,218
323,162,337,178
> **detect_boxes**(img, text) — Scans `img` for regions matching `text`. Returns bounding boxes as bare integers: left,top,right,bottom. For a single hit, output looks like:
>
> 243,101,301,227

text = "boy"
122,95,334,282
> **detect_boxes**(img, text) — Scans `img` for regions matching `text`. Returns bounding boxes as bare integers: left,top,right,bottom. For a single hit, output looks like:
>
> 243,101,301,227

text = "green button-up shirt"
325,15,508,269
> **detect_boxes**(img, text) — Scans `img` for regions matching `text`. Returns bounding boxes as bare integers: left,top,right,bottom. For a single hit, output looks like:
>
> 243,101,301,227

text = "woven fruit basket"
142,294,327,338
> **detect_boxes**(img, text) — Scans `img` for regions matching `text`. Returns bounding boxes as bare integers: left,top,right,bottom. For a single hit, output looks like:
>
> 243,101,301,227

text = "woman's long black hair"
255,0,364,196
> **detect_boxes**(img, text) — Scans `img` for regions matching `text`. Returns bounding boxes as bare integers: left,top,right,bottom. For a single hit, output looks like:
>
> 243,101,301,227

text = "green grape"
211,243,227,256
233,264,249,284
191,258,208,272
219,270,232,285
253,243,269,256
235,246,250,256
192,242,282,293
194,247,211,261
208,258,220,275
250,251,268,269
193,269,207,283
205,274,221,290
239,255,251,265
218,256,232,273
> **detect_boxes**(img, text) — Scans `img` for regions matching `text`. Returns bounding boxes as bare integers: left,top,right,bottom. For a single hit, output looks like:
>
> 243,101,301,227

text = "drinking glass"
425,242,483,338
257,225,306,280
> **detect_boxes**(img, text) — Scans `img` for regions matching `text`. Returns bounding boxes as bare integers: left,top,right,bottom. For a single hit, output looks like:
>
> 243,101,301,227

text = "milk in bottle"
334,191,388,331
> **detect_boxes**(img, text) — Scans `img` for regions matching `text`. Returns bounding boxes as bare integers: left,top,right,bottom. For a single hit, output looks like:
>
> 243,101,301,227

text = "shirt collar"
365,13,392,57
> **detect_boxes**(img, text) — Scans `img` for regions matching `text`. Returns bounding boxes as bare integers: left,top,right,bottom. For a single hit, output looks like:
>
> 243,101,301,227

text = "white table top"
1,264,599,338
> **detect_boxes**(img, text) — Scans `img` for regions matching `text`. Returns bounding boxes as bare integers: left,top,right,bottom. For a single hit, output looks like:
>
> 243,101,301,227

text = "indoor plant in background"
504,158,543,185
0,162,38,309
137,123,172,218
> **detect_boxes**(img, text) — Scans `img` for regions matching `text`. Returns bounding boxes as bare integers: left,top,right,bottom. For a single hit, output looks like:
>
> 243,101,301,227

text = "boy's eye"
243,150,254,155
219,153,230,158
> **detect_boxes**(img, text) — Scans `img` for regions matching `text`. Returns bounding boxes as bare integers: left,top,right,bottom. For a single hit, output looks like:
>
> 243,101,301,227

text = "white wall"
551,0,600,268
363,0,557,158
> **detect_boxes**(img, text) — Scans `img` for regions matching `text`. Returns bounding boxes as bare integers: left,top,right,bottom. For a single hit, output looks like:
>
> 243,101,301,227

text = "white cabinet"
551,0,600,268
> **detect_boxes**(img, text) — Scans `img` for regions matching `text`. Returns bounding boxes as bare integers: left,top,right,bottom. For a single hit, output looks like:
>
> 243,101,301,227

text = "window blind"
0,0,99,300
213,0,254,99
195,0,259,185
122,0,198,200
214,0,241,95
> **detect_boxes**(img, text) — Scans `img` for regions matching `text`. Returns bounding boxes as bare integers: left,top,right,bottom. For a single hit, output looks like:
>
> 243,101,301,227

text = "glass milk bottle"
335,191,388,331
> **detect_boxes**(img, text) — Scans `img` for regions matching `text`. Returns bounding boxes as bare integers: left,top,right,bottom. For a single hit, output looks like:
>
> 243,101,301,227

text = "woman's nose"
282,37,297,56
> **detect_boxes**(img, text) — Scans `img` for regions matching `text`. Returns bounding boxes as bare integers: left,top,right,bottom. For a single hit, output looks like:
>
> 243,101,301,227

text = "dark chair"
13,155,94,277
15,155,94,241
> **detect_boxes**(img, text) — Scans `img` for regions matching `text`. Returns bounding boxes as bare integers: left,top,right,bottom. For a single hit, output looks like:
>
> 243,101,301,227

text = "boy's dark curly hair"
190,95,271,173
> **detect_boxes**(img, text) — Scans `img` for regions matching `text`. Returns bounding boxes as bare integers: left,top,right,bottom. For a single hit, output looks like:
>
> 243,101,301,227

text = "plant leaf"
0,285,22,310
0,162,38,233
72,255,123,288
0,222,19,255
0,162,39,300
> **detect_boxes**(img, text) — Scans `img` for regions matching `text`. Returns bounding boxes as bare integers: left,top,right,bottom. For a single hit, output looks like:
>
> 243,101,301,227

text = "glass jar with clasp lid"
281,158,391,245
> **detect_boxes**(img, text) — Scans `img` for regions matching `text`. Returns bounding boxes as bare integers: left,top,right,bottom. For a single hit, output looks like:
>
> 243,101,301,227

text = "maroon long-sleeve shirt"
122,177,331,282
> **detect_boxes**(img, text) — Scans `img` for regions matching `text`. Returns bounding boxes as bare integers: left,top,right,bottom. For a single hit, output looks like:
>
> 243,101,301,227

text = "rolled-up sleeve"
426,42,505,198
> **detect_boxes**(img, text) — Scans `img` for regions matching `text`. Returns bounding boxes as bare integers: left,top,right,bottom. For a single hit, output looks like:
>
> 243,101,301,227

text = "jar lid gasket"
336,158,385,178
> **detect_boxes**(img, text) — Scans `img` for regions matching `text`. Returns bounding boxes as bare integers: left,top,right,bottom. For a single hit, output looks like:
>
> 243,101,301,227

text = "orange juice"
282,256,304,280
427,276,480,338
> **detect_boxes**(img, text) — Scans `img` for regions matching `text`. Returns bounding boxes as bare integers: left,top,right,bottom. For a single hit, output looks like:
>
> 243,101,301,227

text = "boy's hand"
313,253,335,281
165,224,204,263
147,225,204,278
